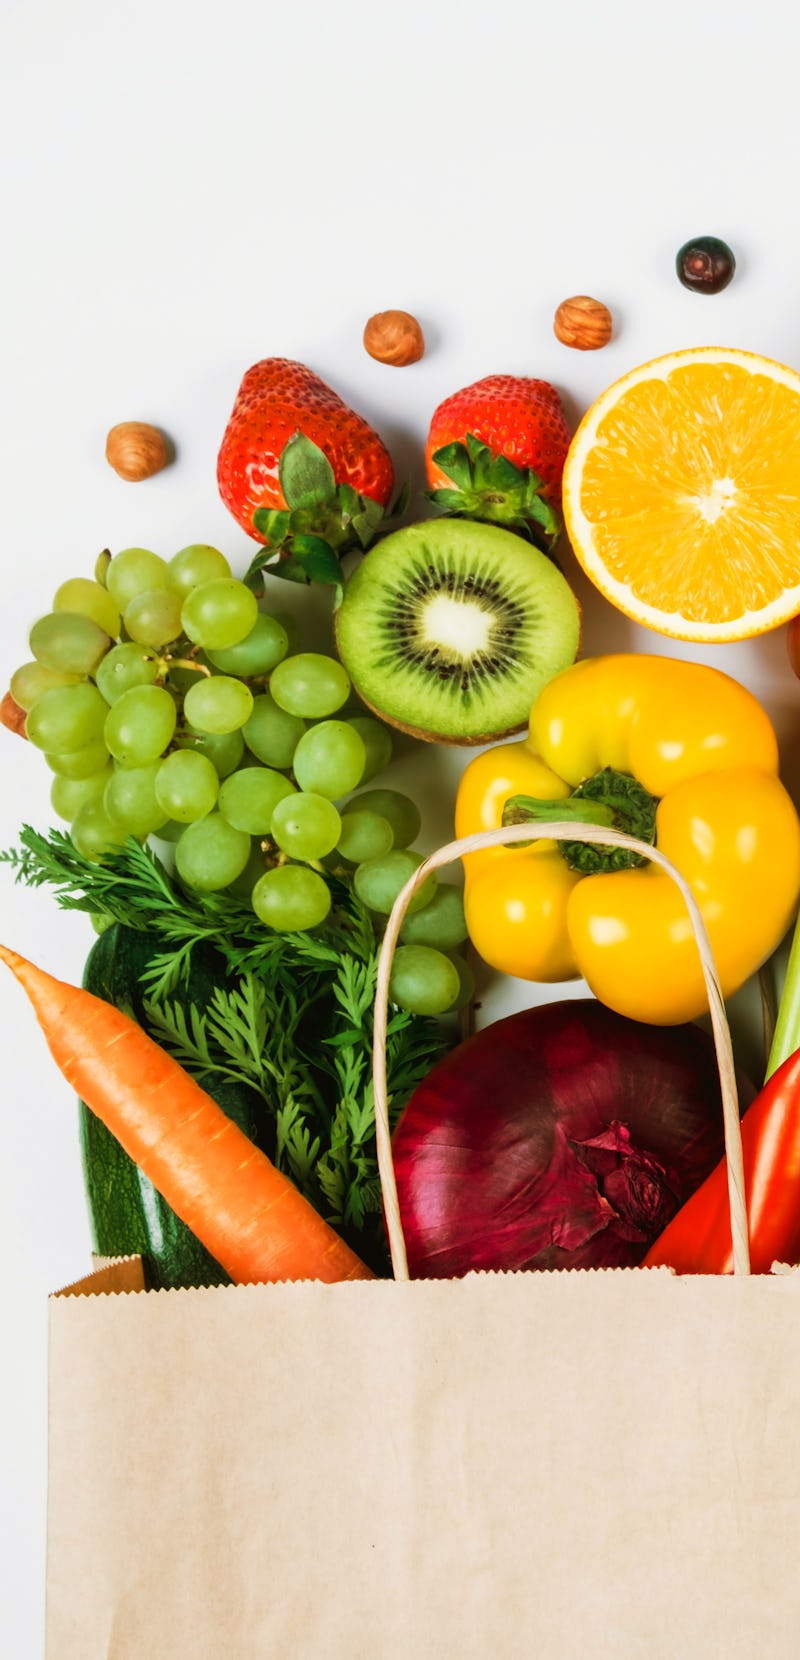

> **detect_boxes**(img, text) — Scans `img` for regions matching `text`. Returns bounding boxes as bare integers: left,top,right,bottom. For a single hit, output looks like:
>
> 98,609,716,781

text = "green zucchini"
79,922,271,1290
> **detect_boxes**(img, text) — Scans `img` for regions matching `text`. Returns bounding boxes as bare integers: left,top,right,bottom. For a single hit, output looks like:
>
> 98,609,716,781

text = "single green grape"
173,724,244,778
353,850,437,915
344,716,393,783
399,883,468,950
270,792,342,860
183,674,254,734
227,841,269,900
444,951,475,1012
106,548,169,611
95,642,160,704
94,550,112,586
242,692,306,768
345,788,421,849
10,661,81,711
252,864,332,931
26,682,109,753
29,611,111,676
207,612,289,676
269,609,302,655
70,799,134,862
174,811,252,892
269,653,350,718
291,720,366,800
104,763,170,838
181,578,258,651
336,810,394,864
149,818,186,845
123,588,184,648
389,945,461,1016
218,766,296,834
44,736,111,778
53,577,121,638
50,766,113,822
166,544,231,597
104,684,177,765
155,749,220,823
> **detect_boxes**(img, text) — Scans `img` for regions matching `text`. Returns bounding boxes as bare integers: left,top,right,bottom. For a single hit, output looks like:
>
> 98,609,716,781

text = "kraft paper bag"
43,824,800,1657
47,1264,800,1659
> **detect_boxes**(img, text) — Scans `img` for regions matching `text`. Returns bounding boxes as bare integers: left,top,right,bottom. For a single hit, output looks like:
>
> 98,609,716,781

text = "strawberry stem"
243,433,400,593
427,434,562,551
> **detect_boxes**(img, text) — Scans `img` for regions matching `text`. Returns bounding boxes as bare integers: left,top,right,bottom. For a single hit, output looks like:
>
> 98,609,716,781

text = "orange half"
562,346,800,643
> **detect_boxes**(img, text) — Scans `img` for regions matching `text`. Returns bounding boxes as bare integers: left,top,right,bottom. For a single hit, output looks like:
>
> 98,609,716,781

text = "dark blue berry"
676,236,736,295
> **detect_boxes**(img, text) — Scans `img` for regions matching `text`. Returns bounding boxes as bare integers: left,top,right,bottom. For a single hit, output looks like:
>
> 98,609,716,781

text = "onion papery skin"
391,999,753,1277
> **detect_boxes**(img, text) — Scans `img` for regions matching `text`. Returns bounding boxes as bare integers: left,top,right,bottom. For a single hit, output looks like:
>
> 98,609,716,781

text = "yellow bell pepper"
455,654,800,1024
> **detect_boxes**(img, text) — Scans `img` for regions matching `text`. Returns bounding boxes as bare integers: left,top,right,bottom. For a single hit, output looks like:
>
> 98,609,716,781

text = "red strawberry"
423,375,571,552
218,358,395,548
426,373,570,504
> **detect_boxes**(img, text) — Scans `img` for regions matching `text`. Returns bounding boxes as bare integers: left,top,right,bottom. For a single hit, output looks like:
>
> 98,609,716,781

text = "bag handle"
372,822,750,1282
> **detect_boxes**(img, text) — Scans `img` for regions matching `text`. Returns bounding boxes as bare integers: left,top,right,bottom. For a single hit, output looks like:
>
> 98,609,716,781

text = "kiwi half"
334,518,581,744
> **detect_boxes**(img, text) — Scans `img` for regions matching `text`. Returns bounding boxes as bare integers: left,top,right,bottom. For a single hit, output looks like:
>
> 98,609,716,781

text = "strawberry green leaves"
274,536,345,590
427,433,562,551
245,434,399,594
279,433,337,507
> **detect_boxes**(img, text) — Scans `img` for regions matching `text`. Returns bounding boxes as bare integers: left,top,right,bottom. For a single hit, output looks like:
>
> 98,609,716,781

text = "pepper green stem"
502,766,658,874
503,796,618,829
764,911,800,1080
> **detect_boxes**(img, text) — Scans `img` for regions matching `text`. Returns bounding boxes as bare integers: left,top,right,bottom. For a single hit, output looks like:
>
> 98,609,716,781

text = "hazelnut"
553,295,613,351
363,309,425,367
105,421,170,482
1,690,27,738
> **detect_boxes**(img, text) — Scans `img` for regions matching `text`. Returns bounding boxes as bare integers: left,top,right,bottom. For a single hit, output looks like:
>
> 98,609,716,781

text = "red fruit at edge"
217,358,395,543
425,373,571,506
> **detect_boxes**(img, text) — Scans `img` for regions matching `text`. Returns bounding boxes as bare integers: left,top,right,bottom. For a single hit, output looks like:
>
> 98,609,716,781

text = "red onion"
391,1000,754,1276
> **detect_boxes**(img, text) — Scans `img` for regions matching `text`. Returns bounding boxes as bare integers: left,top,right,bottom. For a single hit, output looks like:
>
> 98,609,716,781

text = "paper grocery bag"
47,1262,800,1659
44,823,800,1658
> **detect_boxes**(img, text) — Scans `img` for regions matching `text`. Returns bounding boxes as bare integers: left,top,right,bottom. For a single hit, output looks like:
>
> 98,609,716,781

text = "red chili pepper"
643,1047,800,1274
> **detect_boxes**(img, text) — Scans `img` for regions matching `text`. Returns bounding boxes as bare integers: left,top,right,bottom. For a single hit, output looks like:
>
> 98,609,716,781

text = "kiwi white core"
421,593,493,657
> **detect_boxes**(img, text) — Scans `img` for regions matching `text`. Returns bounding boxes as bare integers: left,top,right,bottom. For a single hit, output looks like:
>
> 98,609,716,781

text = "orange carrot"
0,943,373,1285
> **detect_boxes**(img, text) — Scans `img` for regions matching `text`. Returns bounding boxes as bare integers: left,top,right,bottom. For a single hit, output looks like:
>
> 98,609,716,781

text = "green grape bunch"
5,542,473,1019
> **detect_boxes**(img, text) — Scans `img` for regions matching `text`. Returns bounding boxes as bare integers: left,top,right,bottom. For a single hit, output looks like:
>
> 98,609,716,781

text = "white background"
2,1,800,1651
